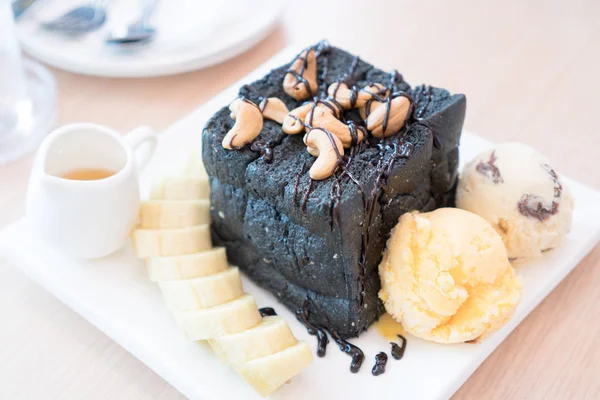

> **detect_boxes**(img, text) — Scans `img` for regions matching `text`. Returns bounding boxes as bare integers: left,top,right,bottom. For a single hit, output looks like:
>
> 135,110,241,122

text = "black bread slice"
202,44,466,337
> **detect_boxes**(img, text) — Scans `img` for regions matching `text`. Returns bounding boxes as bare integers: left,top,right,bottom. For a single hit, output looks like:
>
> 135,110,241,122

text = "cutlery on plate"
105,0,157,44
40,0,107,35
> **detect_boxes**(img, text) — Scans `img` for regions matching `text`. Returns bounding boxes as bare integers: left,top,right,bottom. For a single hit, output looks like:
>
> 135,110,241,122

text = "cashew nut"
327,82,388,110
306,145,319,157
283,103,312,134
327,82,366,109
303,128,344,180
316,98,343,118
305,106,364,148
283,49,318,100
259,97,289,124
362,82,389,97
222,97,263,149
366,96,411,138
282,100,338,134
358,83,390,119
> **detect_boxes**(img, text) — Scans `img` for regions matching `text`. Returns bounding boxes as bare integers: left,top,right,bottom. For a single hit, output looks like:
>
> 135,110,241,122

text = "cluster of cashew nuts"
222,47,412,181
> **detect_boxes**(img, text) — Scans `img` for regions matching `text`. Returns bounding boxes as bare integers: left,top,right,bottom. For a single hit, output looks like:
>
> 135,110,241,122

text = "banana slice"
132,225,211,258
150,177,210,200
209,316,298,366
236,341,313,397
146,247,229,282
176,294,261,340
159,267,244,311
139,199,210,229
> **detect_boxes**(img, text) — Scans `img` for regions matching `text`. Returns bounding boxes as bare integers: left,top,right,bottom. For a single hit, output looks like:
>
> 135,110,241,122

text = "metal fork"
40,0,107,35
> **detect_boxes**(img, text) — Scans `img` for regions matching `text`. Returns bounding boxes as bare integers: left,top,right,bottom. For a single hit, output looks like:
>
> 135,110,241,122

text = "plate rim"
16,0,286,78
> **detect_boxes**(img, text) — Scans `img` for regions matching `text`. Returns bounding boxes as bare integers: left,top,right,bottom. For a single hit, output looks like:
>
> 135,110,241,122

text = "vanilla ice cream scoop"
378,208,522,344
456,143,574,263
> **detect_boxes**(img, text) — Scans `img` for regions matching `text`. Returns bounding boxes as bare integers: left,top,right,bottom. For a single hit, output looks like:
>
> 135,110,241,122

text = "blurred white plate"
16,0,285,77
1,47,599,400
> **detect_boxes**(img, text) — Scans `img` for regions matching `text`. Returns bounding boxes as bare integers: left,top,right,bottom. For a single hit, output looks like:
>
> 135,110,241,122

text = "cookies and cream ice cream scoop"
456,143,574,263
378,208,522,344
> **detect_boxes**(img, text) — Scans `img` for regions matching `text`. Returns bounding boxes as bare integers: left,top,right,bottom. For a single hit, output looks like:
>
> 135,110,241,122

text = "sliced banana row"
132,154,312,397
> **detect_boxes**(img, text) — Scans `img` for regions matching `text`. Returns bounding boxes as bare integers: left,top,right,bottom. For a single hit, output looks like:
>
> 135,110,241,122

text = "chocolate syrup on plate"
372,352,388,376
329,329,365,373
390,334,407,360
258,307,277,317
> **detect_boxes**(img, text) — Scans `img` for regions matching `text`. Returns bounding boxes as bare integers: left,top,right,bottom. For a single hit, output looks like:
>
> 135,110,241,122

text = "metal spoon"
40,0,107,35
105,0,157,44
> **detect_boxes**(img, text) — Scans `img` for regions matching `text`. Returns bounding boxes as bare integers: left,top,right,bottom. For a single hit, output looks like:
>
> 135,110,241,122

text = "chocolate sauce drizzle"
258,307,277,317
301,179,315,212
517,163,562,221
412,85,442,148
295,300,365,372
250,139,274,163
390,334,407,360
329,175,342,229
414,84,433,120
258,97,268,113
304,98,343,127
371,352,388,376
329,329,365,373
365,89,414,138
295,300,329,357
298,126,363,217
347,121,366,148
319,56,329,94
295,303,408,376
362,84,393,123
476,150,503,184
356,141,414,305
388,69,403,91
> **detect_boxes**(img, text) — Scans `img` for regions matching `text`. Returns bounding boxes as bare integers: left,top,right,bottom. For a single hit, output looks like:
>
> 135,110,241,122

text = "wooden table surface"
1,1,599,399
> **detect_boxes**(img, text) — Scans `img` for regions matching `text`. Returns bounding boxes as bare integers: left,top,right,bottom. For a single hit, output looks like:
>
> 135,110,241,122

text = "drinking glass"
0,1,56,165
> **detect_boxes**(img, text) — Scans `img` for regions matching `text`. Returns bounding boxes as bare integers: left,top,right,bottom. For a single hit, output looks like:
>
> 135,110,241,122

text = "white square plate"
1,47,599,400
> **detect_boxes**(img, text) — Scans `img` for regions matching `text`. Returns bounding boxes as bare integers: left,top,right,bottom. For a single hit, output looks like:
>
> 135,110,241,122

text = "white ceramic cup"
27,123,157,259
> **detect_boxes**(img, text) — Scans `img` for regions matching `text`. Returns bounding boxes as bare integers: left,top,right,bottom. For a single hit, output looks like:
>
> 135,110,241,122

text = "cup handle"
123,126,157,171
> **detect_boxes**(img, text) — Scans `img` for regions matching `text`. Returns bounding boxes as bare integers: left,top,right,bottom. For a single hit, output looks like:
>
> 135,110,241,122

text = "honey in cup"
60,168,116,181
27,123,157,259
